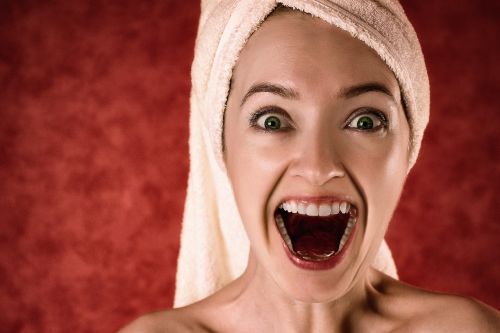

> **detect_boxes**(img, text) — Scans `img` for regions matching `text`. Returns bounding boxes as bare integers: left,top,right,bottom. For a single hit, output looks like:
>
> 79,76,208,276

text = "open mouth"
275,200,357,262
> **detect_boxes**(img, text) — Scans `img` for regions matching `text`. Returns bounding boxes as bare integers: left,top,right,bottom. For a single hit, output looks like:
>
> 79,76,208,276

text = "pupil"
357,116,373,129
265,116,281,130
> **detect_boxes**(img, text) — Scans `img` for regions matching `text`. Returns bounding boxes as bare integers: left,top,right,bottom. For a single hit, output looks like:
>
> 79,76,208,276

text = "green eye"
347,112,386,131
254,112,290,131
264,116,281,130
357,116,374,130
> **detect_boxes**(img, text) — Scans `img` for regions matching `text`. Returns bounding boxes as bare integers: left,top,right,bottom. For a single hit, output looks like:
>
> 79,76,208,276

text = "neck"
223,252,376,333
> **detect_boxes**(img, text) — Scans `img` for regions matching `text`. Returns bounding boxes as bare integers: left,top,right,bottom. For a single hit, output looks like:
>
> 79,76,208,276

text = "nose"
289,132,345,186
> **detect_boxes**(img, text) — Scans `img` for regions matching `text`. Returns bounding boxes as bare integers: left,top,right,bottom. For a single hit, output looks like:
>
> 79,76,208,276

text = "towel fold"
174,0,429,308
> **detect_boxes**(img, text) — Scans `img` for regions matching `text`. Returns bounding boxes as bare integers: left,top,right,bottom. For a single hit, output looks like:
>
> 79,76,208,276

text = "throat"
222,260,370,333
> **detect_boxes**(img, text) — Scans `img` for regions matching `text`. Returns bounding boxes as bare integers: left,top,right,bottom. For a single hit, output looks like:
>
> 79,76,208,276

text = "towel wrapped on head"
174,0,429,308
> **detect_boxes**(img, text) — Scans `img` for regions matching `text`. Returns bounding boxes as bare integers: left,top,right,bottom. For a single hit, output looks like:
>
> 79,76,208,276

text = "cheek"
225,128,290,241
345,132,409,230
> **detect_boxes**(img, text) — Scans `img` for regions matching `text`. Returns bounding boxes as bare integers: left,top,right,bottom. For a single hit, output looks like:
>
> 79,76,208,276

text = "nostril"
288,138,346,185
312,170,343,186
290,159,345,185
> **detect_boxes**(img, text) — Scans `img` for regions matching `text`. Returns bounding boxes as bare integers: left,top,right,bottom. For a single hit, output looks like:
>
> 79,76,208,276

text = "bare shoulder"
117,307,211,333
418,294,500,333
368,269,500,332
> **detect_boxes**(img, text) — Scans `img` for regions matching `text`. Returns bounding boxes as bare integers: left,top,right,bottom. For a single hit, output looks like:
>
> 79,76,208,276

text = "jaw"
253,215,366,304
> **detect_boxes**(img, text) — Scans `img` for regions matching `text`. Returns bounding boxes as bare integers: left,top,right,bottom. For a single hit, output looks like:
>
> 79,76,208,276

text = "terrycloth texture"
174,0,429,307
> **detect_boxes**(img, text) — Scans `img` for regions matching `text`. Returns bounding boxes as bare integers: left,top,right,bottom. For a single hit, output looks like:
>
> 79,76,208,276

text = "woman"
121,1,500,331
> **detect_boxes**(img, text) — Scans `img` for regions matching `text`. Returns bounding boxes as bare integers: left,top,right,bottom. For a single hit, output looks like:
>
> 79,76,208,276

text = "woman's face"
223,10,410,302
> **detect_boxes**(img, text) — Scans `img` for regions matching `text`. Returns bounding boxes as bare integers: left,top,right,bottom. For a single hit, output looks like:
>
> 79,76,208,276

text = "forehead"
232,10,399,98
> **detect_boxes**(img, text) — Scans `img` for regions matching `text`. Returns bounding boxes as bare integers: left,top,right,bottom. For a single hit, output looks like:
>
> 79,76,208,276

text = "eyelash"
248,107,389,132
346,108,389,132
248,107,292,133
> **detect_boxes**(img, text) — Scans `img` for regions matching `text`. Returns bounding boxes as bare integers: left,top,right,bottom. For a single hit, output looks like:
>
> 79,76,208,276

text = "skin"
119,8,500,333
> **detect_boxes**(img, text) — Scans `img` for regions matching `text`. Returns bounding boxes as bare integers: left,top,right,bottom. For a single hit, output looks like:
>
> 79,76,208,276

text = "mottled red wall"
388,0,500,305
0,0,498,332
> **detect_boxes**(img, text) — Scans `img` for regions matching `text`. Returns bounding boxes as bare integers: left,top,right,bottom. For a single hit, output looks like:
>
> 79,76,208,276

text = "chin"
263,217,368,304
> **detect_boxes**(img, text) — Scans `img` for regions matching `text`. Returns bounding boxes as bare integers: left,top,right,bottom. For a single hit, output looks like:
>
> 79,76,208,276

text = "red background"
0,0,498,332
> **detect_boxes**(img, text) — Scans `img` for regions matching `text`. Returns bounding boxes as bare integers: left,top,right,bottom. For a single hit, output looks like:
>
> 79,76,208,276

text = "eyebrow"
240,82,299,107
240,81,395,107
338,82,395,100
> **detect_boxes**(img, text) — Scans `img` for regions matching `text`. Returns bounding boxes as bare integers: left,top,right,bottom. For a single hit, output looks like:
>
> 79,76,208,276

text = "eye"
346,110,387,131
259,115,283,130
249,108,292,132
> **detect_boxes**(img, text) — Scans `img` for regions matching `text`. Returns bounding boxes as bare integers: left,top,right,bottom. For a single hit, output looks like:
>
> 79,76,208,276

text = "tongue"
286,214,347,261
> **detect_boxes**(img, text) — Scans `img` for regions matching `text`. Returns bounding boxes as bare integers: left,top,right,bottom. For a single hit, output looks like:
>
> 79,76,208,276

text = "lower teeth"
296,249,336,260
338,216,356,250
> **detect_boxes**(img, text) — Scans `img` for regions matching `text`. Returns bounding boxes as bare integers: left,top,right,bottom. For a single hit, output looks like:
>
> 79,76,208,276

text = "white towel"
174,0,429,307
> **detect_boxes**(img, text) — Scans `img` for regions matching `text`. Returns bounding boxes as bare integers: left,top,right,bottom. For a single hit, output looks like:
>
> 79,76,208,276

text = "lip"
280,218,357,270
273,194,359,271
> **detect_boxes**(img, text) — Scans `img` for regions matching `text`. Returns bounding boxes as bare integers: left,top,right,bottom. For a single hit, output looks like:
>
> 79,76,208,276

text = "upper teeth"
280,200,351,216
